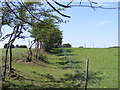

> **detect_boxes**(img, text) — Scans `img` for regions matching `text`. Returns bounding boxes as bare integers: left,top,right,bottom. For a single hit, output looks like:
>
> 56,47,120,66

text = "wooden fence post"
85,58,89,90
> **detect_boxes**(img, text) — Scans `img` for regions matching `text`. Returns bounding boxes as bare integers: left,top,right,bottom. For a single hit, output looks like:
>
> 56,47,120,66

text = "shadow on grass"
2,79,40,89
32,71,56,81
56,61,68,65
49,48,75,56
49,48,63,56
3,73,58,89
3,83,47,90
61,66,82,70
56,60,79,65
63,70,104,84
31,71,84,88
48,48,78,67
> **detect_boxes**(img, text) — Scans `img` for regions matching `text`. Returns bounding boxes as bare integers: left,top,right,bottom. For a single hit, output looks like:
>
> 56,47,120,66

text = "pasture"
1,48,118,88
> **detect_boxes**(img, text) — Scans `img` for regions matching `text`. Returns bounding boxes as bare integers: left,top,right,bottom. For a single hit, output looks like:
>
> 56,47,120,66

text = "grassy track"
1,48,118,88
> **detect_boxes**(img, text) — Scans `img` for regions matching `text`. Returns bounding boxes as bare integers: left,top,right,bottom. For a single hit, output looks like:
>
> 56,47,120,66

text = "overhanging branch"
5,1,35,26
46,0,118,18
45,0,70,18
18,0,44,23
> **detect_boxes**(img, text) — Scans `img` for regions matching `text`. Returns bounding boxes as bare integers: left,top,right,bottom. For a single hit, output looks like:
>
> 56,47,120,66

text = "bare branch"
52,0,71,8
67,0,74,6
29,40,35,48
88,0,96,11
9,1,19,8
0,34,12,41
45,0,70,18
70,4,118,9
79,0,82,5
9,24,23,44
90,1,98,4
46,0,117,18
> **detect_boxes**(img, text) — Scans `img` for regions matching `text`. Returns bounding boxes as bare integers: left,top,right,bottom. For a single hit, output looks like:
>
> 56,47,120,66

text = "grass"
65,48,118,88
1,48,118,88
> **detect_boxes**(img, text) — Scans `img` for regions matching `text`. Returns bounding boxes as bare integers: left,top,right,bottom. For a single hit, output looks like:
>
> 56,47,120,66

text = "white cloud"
90,21,112,27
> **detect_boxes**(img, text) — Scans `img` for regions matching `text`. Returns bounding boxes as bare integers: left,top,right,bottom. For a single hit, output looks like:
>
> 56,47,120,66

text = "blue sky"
60,2,118,48
0,2,118,48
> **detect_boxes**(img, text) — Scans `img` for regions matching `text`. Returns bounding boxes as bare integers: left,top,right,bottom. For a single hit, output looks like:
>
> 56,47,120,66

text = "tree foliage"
63,43,72,48
1,1,64,80
30,18,62,52
4,43,14,48
0,0,117,81
15,45,27,48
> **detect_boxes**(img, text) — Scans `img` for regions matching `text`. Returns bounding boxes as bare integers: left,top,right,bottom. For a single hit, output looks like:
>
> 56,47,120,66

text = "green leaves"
31,18,62,51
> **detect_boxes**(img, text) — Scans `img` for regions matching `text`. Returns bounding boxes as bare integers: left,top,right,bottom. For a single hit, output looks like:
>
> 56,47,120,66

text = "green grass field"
1,48,118,88
66,48,118,88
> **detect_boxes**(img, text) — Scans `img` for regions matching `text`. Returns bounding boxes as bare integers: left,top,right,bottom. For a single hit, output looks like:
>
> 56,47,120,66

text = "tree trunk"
27,48,32,61
27,41,34,61
34,41,37,57
9,44,12,73
3,46,9,81
40,41,45,52
35,40,39,60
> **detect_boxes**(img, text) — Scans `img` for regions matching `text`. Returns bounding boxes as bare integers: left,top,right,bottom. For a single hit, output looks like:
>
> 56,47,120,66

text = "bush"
38,54,47,61
79,46,84,48
15,45,27,48
4,43,8,48
15,45,19,48
4,43,15,48
35,53,48,63
19,45,27,48
63,43,72,48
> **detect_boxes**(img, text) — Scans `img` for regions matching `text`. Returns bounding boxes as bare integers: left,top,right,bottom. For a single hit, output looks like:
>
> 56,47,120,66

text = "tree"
1,1,48,80
4,43,14,48
79,46,84,48
4,43,8,48
19,45,27,48
15,45,19,48
1,1,64,80
44,28,62,51
30,18,62,51
30,18,63,61
1,2,28,80
0,0,116,81
63,43,72,48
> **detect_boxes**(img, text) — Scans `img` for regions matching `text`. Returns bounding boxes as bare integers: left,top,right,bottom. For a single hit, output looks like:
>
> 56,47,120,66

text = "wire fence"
61,46,116,88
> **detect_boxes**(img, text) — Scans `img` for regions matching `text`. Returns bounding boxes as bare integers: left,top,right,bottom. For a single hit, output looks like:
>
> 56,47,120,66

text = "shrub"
79,46,84,48
63,43,72,48
19,45,27,48
15,45,19,48
4,43,15,48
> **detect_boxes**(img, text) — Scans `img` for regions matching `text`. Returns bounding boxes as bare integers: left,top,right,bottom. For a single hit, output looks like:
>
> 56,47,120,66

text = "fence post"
85,58,89,90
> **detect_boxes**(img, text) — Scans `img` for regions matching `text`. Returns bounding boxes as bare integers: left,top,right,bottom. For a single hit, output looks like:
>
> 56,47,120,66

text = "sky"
60,2,118,48
0,2,118,48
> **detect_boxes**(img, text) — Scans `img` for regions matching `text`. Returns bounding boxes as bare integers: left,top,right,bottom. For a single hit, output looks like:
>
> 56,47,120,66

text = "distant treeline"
108,46,120,48
4,44,27,48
